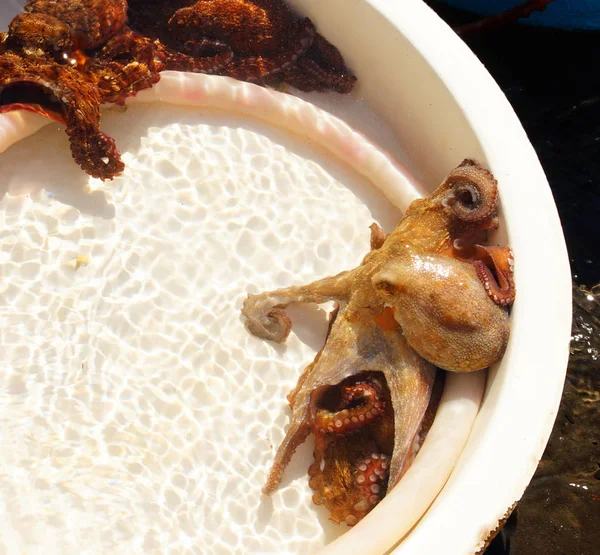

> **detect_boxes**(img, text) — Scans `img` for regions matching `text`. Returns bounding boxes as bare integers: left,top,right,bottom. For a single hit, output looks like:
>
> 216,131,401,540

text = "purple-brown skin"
0,0,356,180
242,160,515,526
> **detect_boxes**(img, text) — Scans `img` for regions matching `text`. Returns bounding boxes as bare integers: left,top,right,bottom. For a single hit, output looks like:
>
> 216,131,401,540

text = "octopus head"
5,12,83,68
372,253,511,372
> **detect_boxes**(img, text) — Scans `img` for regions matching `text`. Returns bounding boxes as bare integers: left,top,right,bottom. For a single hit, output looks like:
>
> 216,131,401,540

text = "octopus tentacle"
369,222,388,251
309,448,390,527
452,242,516,307
0,51,124,179
380,347,436,489
314,382,386,435
281,33,356,93
263,419,311,495
163,43,235,75
93,30,166,105
59,74,125,179
223,18,316,84
472,245,516,307
292,55,356,93
350,453,390,521
304,369,400,526
442,158,499,225
179,37,230,58
68,126,124,181
306,375,392,526
241,270,353,342
309,33,349,72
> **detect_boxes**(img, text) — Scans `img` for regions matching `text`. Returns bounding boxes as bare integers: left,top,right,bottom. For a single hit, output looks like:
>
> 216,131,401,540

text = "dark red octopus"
0,0,356,180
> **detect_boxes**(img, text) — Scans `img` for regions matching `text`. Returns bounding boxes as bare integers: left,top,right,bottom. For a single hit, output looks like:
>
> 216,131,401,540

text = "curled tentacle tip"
71,131,125,180
471,245,516,308
443,161,499,225
242,296,292,343
315,381,386,435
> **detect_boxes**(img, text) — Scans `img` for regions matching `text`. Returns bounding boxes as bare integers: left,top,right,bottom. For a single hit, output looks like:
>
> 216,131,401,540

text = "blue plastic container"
440,0,600,30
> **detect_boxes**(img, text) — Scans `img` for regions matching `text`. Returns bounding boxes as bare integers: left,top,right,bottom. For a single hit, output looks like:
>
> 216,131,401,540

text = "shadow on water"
285,303,332,353
254,431,345,545
0,121,117,219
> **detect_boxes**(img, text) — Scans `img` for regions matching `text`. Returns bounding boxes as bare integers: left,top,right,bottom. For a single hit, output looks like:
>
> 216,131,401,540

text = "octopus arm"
92,30,167,105
369,222,388,251
261,313,375,494
279,33,357,94
471,245,516,307
262,414,311,495
381,333,436,490
262,314,436,527
163,41,234,75
221,17,316,84
59,73,125,179
0,53,124,179
241,269,354,342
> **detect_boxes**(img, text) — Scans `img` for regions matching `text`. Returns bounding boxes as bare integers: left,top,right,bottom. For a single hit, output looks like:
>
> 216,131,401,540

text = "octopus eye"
373,279,396,298
52,47,77,67
53,49,70,63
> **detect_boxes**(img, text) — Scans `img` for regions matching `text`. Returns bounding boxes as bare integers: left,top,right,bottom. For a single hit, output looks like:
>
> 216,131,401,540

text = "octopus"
0,0,355,180
242,160,516,526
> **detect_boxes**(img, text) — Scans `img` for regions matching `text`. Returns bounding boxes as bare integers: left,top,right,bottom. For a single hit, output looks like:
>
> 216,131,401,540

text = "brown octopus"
242,160,516,526
0,0,355,180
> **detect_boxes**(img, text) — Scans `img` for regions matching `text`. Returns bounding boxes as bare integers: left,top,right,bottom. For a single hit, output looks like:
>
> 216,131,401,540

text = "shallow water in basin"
0,99,405,553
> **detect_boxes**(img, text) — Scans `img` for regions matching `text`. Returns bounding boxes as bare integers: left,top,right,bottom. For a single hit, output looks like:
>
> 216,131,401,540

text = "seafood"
0,0,355,179
242,160,515,525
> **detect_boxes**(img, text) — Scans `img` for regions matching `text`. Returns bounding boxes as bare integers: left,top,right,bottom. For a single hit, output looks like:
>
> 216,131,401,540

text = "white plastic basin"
0,1,571,554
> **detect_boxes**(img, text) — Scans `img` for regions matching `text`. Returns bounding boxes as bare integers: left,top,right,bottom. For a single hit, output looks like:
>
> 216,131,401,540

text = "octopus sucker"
314,379,386,435
471,246,516,307
307,373,395,525
243,160,515,524
0,0,356,179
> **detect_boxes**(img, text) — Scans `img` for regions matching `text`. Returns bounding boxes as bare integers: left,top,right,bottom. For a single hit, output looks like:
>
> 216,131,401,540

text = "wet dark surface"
425,3,600,554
